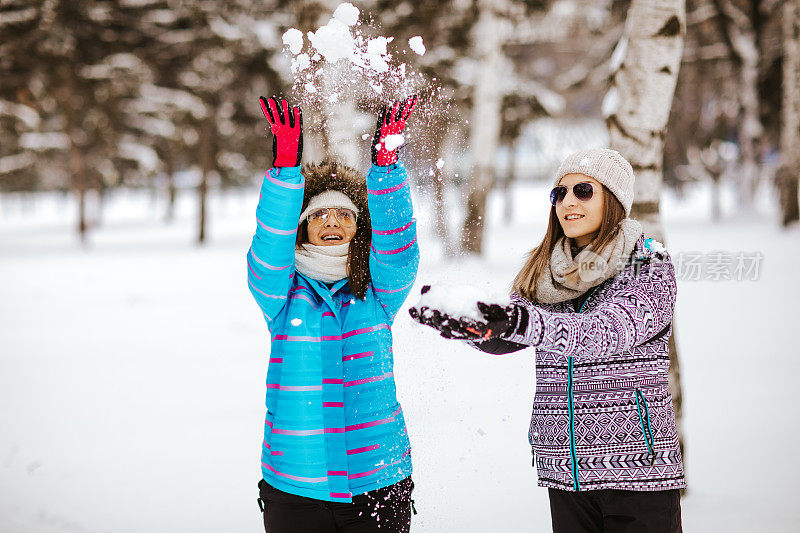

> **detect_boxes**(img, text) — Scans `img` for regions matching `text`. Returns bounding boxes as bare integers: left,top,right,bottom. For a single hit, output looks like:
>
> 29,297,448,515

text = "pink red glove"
371,95,417,166
259,96,303,168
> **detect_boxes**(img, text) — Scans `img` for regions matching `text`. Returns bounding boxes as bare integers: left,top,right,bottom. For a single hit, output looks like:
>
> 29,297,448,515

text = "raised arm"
247,97,304,323
368,96,419,320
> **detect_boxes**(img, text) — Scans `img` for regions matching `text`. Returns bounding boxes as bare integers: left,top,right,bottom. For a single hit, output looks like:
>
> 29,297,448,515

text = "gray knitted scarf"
534,218,643,304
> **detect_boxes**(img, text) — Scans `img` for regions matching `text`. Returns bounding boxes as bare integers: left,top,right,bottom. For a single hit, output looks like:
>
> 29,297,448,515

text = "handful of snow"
382,134,404,151
413,284,511,322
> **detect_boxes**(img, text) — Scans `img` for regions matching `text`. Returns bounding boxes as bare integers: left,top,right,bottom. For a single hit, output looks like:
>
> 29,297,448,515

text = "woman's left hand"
371,95,417,166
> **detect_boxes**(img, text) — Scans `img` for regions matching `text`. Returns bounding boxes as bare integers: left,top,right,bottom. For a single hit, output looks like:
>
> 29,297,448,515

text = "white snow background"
1,179,798,532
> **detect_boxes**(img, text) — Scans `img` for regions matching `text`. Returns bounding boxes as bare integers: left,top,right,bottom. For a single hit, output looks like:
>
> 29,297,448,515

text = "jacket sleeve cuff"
269,165,302,176
368,161,404,176
505,307,541,346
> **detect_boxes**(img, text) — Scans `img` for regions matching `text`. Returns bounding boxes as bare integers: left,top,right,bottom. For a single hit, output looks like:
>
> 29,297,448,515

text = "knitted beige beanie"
553,149,635,216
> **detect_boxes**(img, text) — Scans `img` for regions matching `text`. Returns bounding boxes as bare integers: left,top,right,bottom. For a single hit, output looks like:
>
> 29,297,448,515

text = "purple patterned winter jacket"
474,236,686,492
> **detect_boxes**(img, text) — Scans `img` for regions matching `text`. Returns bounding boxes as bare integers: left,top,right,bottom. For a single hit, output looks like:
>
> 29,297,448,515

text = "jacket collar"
296,271,349,315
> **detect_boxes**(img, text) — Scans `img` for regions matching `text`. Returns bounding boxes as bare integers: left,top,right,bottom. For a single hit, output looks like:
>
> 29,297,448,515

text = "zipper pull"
649,453,655,466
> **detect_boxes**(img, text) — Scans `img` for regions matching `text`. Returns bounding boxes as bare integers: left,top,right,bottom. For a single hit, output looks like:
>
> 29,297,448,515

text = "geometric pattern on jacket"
479,237,685,492
247,162,418,502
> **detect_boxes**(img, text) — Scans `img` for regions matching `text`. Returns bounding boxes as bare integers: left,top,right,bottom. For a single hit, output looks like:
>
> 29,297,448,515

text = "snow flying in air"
275,2,450,182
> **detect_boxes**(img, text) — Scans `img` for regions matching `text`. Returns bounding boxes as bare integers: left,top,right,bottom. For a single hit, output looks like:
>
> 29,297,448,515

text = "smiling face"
555,173,604,247
305,208,358,246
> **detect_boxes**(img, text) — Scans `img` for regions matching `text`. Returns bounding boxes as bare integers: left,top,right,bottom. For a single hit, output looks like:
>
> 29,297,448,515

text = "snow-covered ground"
1,180,798,532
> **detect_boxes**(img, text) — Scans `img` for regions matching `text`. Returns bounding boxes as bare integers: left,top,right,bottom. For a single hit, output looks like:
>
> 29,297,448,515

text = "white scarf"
294,243,349,283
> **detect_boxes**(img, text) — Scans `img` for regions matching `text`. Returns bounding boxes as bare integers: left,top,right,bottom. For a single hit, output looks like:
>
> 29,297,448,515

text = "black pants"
257,477,414,533
549,488,682,533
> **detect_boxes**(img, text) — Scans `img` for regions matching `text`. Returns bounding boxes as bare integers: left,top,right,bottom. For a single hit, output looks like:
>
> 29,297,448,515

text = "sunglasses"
550,182,596,206
307,207,358,228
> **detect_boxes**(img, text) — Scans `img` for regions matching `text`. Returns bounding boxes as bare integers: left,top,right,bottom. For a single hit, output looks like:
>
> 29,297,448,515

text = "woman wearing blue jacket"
248,95,419,533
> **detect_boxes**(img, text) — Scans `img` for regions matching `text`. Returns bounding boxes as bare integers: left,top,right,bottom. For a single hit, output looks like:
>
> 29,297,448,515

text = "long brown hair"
512,185,626,302
296,161,372,299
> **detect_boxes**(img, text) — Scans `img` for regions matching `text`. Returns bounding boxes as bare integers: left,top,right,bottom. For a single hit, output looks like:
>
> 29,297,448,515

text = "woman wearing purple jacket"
411,149,685,532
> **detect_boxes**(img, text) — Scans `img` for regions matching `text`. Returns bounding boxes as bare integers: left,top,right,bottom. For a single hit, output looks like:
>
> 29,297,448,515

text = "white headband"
299,190,359,223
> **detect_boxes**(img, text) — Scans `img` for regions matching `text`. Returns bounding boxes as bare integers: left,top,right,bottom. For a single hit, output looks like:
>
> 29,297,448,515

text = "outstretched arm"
408,257,675,360
368,96,419,320
506,257,676,360
247,97,304,323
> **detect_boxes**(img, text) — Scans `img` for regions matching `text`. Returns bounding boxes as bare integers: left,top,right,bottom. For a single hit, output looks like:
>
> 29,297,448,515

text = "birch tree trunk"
605,0,685,236
778,0,800,227
604,0,688,479
712,0,764,213
732,27,762,213
503,140,520,226
427,114,455,257
462,1,503,254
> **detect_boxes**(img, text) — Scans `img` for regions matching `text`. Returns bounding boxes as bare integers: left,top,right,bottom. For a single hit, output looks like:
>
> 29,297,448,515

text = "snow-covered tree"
129,0,285,243
455,0,563,254
0,1,150,240
711,0,767,212
663,0,788,222
0,0,286,243
461,1,506,254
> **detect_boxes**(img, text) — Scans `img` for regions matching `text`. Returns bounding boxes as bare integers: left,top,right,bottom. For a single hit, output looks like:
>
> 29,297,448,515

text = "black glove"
408,286,525,341
408,285,478,340
410,307,483,339
470,302,527,340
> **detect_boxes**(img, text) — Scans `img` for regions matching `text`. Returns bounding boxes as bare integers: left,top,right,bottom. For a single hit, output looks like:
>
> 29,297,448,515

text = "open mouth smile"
321,234,343,241
564,214,585,221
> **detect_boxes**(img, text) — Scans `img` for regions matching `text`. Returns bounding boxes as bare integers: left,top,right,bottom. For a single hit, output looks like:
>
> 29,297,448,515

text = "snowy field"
1,180,799,532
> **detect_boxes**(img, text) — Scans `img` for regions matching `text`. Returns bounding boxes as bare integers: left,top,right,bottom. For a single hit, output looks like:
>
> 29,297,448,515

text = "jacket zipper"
568,289,595,492
635,389,656,466
568,357,579,490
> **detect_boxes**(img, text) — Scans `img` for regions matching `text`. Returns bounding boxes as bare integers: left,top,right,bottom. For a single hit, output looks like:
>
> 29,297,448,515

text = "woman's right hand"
259,96,303,168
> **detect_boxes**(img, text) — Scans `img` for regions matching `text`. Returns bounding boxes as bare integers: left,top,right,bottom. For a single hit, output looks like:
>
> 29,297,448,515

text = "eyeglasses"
307,207,358,228
550,182,596,206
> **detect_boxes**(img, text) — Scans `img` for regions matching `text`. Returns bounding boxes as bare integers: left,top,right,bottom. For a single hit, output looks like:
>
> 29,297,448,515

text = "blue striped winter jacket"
247,162,418,502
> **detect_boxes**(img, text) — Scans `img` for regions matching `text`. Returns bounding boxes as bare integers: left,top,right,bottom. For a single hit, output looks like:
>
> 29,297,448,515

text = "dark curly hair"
296,160,372,299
